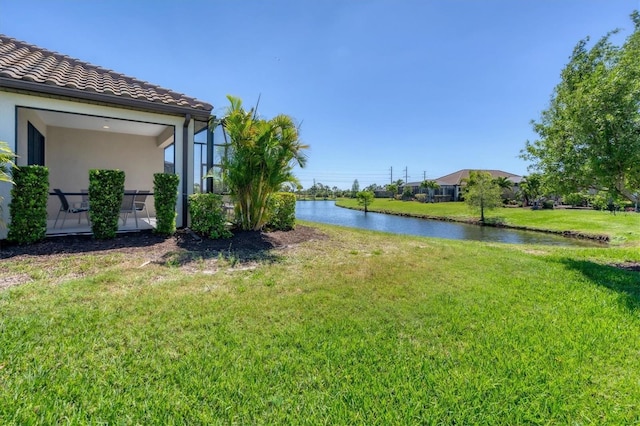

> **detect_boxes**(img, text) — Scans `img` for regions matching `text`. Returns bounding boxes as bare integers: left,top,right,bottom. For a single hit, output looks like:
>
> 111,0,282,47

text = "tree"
221,95,308,231
0,141,16,227
522,12,640,201
464,170,502,222
420,180,440,202
518,173,543,207
351,179,360,198
385,183,397,199
356,190,375,213
493,176,513,201
0,141,15,184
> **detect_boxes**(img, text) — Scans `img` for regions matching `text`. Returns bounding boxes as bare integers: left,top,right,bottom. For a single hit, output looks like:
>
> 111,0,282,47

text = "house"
403,169,523,201
0,35,215,238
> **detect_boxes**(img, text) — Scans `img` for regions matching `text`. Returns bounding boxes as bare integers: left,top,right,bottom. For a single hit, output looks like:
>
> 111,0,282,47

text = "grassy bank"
336,198,640,246
2,223,640,423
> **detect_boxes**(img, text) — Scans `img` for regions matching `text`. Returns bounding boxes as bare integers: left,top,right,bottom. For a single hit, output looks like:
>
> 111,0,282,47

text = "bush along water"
89,169,125,239
8,165,49,244
266,192,297,231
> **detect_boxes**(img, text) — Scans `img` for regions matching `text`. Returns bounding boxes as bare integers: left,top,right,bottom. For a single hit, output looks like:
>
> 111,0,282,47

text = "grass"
336,198,640,246
2,223,640,423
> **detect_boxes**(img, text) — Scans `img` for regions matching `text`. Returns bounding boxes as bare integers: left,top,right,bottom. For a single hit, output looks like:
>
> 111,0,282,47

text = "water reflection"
295,200,600,247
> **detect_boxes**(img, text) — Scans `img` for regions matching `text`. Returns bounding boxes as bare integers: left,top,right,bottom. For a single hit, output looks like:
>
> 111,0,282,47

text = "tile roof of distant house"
435,169,522,186
0,35,212,118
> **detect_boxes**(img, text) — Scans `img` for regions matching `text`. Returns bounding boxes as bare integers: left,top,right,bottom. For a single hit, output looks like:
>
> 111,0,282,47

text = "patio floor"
46,216,156,236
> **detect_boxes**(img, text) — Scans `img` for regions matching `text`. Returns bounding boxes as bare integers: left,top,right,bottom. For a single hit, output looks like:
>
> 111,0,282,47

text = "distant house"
403,169,523,201
0,35,214,238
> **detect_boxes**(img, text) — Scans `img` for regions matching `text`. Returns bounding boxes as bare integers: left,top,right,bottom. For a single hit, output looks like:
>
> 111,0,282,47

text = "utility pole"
403,166,408,183
423,171,426,181
390,166,393,184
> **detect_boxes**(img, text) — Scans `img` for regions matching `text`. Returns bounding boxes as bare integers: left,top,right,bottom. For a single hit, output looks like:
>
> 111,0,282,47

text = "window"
27,122,45,166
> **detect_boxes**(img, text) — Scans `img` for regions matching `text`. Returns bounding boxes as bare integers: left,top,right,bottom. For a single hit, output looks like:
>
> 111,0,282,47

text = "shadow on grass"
561,259,640,312
158,230,283,267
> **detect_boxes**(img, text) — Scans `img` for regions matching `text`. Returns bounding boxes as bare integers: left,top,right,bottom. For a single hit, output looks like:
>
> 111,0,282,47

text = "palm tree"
0,141,16,228
493,176,514,202
221,96,308,231
0,141,15,184
420,180,440,202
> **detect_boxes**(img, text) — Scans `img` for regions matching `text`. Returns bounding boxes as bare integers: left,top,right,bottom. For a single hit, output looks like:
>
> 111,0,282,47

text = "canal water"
295,201,600,247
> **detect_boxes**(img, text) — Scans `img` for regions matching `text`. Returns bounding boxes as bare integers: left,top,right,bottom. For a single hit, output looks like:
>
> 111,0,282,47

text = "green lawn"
337,198,640,246
2,223,640,423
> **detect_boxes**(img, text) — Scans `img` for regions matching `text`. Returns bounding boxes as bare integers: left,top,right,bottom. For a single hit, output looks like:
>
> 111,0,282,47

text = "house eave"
0,77,212,122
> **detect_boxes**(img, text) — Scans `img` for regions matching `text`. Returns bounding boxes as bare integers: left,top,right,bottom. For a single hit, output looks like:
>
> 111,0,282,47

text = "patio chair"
120,190,139,228
53,188,90,228
80,189,90,210
134,190,151,223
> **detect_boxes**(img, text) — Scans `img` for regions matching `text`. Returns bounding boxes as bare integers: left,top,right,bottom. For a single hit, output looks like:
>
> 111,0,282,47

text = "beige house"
0,35,214,238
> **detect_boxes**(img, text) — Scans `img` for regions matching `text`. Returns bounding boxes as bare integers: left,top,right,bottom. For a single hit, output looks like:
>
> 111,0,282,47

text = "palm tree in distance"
420,180,440,202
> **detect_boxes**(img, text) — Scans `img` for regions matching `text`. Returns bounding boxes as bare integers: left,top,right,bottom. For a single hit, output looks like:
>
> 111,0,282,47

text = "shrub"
415,193,427,203
564,192,587,207
542,199,555,209
7,165,49,244
89,169,125,239
188,193,232,239
154,173,180,235
266,192,297,231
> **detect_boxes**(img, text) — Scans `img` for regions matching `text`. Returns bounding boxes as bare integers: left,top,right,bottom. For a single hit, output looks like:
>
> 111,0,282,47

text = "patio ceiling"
29,108,170,137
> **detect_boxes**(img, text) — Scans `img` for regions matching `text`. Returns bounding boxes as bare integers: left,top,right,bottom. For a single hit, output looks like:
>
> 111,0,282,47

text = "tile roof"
0,34,212,115
434,169,522,186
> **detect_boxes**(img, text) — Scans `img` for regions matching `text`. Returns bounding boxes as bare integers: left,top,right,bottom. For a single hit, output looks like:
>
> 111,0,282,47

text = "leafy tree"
522,12,640,201
464,170,502,222
356,190,375,212
221,95,308,231
351,179,360,198
385,183,398,199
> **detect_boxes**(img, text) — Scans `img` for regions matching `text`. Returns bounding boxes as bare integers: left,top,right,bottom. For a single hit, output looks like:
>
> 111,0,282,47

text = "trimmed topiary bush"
266,192,297,231
188,193,232,239
89,169,125,239
154,173,180,235
7,165,49,244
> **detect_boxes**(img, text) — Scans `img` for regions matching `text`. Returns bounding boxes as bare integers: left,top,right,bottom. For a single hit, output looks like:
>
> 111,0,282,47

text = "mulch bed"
0,225,326,261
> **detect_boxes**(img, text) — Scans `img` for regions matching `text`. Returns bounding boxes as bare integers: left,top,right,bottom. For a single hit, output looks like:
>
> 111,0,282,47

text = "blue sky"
1,0,638,189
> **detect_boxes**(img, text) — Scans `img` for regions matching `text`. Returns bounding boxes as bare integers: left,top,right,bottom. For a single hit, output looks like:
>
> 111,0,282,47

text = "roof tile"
0,34,212,113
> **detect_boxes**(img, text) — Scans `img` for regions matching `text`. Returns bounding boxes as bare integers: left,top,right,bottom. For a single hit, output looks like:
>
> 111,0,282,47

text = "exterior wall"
45,126,163,218
0,89,192,239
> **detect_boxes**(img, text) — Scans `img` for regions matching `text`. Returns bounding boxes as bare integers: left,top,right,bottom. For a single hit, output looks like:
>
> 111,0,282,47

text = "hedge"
7,165,49,244
89,169,125,239
154,173,180,235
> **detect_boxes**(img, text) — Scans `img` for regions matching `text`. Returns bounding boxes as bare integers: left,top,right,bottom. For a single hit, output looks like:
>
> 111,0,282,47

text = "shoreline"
335,204,610,244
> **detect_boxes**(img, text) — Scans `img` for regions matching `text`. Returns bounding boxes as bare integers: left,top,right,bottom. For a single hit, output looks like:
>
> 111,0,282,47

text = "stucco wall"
0,89,193,239
45,126,162,218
